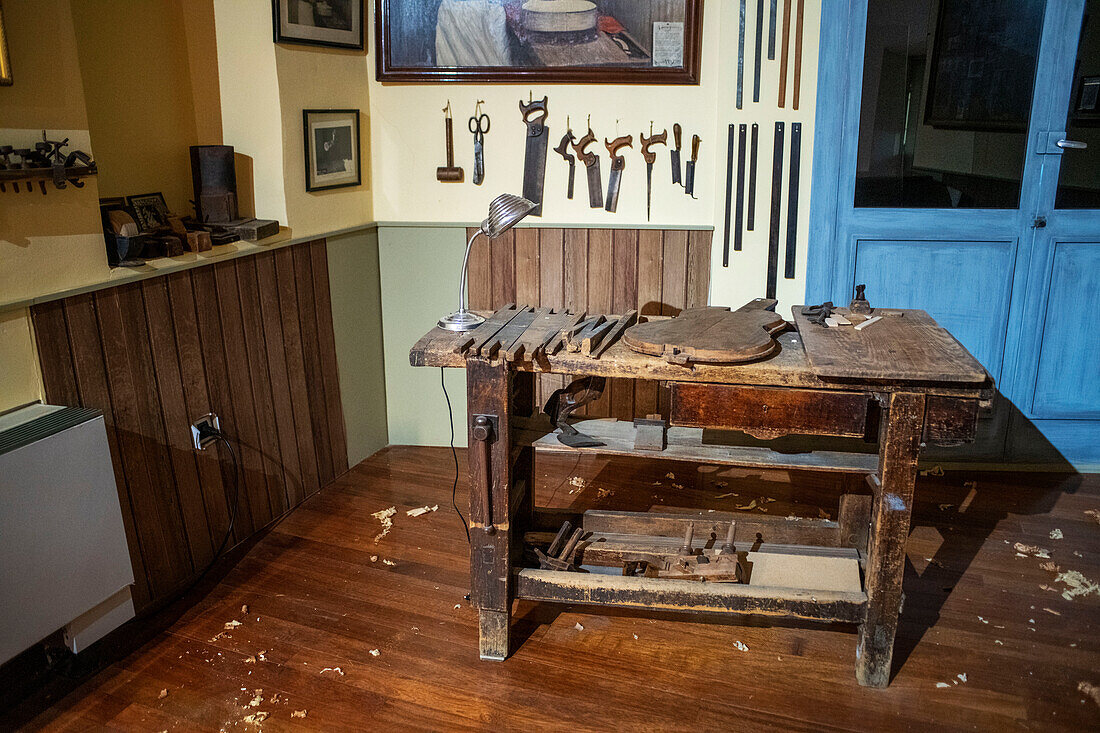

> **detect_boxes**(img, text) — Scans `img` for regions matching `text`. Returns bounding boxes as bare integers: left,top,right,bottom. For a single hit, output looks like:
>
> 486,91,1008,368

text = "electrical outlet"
190,413,220,450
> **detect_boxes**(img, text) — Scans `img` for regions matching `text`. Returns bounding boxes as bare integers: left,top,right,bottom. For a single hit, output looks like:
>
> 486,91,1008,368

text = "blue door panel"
1031,242,1100,418
853,239,1015,382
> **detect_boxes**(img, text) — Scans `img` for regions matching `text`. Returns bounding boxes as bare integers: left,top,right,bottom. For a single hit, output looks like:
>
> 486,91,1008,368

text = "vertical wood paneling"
611,229,638,419
491,230,515,308
293,243,335,489
191,266,253,544
214,261,272,531
586,229,614,417
141,278,215,570
32,240,348,612
61,293,152,609
514,228,540,305
563,228,589,310
309,241,350,478
635,230,664,417
687,229,712,308
274,247,321,504
236,258,290,518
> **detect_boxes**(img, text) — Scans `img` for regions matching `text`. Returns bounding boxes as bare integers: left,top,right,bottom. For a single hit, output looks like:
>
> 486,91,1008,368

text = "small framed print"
273,0,364,50
125,192,171,232
304,109,361,192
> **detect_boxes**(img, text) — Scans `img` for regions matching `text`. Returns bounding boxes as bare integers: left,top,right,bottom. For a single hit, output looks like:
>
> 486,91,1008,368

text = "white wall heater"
0,404,135,665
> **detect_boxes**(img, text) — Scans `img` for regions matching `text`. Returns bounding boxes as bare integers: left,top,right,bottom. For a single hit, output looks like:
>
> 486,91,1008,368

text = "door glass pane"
855,0,1045,208
1056,0,1100,209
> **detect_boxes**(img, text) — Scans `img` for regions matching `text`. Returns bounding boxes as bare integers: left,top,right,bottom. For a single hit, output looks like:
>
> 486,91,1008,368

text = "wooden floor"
7,446,1099,731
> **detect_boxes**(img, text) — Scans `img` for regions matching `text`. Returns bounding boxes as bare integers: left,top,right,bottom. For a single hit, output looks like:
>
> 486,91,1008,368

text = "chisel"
685,135,701,198
671,123,683,186
784,122,801,279
520,96,549,216
747,123,759,230
604,134,633,213
640,126,667,222
767,121,784,299
572,128,603,209
735,123,747,253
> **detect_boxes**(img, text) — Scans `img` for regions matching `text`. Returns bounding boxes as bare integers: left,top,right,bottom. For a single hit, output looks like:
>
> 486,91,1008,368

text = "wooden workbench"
409,304,992,687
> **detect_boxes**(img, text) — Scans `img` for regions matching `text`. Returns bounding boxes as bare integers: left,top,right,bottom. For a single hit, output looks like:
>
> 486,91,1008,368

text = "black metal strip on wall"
767,121,784,299
747,123,759,231
723,124,736,267
735,124,747,253
785,122,802,279
754,0,764,103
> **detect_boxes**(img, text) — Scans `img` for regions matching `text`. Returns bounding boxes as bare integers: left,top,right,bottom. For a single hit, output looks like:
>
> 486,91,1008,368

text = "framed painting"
303,109,362,191
0,1,12,86
376,0,703,84
273,0,365,50
125,192,171,232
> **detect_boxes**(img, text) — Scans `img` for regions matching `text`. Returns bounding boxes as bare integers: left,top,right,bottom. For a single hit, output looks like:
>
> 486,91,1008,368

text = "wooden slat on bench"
515,569,867,622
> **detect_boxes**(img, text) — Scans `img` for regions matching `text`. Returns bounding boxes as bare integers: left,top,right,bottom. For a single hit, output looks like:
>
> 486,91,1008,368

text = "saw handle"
519,96,548,128
640,129,668,165
554,130,576,162
572,129,598,165
673,123,682,150
690,134,701,163
605,134,634,161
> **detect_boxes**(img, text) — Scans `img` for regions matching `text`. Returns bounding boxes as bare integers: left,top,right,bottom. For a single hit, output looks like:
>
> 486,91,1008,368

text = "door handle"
1057,139,1088,150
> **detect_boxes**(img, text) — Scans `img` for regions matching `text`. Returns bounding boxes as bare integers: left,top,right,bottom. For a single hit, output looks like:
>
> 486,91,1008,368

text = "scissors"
468,101,490,186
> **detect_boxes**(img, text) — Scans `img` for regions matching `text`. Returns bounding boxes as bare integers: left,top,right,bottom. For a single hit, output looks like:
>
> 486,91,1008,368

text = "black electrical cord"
191,432,241,586
441,366,470,544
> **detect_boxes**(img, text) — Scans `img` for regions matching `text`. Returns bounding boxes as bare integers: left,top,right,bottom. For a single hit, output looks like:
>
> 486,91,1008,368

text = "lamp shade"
481,194,536,238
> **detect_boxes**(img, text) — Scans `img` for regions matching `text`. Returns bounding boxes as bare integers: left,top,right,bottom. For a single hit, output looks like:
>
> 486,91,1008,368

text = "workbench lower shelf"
515,569,868,623
531,419,879,474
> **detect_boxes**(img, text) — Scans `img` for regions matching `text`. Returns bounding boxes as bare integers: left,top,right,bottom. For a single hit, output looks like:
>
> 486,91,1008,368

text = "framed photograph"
376,0,703,84
273,0,364,50
0,1,12,86
304,109,362,192
125,192,171,232
924,0,1044,132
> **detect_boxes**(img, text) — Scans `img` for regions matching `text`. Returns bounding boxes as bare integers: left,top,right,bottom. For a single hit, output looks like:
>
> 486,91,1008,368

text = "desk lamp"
438,193,537,331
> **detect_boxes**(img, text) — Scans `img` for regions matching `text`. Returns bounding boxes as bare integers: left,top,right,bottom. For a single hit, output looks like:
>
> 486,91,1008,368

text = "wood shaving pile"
1013,542,1051,559
1053,569,1099,601
371,507,396,542
243,712,268,724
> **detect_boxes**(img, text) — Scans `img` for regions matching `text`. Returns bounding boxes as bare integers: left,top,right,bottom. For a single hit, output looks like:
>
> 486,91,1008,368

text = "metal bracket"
471,414,499,533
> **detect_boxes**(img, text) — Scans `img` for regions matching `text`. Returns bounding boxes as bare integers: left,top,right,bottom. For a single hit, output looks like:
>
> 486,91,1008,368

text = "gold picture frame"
0,1,11,86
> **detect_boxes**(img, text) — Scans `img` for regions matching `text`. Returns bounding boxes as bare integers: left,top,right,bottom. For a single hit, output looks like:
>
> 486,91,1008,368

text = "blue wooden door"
808,0,1100,468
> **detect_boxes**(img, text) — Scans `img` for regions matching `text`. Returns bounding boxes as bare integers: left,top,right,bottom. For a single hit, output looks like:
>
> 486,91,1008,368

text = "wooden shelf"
531,419,879,474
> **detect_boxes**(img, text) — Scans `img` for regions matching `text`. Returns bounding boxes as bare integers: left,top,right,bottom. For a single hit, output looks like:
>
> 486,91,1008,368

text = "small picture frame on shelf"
273,0,364,50
125,192,171,232
303,109,361,192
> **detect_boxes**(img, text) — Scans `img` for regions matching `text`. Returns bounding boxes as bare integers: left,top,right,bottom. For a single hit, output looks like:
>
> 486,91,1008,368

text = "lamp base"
438,310,486,332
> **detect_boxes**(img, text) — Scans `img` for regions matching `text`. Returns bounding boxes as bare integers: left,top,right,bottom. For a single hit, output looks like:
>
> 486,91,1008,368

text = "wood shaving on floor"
369,649,380,657
406,505,439,517
732,641,748,651
574,622,584,631
1052,569,1099,601
1050,528,1063,540
319,667,344,676
1084,509,1100,525
248,691,264,707
158,688,168,699
224,620,243,630
382,559,396,566
372,507,396,542
1080,681,1100,708
243,712,268,724
1014,542,1051,559
292,710,307,718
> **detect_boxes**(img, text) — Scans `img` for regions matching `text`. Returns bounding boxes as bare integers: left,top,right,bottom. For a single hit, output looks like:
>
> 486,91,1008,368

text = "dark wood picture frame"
303,108,362,192
376,0,703,84
125,192,171,232
273,0,365,50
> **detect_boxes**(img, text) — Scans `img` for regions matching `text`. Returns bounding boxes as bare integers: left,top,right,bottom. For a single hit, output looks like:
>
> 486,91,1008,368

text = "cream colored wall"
366,2,822,318
71,0,202,215
0,309,42,414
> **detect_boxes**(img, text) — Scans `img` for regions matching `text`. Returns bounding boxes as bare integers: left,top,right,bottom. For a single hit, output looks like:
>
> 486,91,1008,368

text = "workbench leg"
856,392,925,688
466,359,515,661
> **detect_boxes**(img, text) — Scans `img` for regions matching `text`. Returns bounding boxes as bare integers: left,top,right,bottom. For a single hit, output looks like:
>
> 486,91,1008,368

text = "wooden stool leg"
856,392,925,688
467,359,516,661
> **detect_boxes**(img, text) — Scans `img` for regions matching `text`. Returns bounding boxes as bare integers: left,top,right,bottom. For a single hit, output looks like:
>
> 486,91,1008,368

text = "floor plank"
7,447,1099,731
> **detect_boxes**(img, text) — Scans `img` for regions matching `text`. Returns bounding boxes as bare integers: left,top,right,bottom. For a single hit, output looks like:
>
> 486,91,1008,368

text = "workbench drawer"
669,384,873,439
